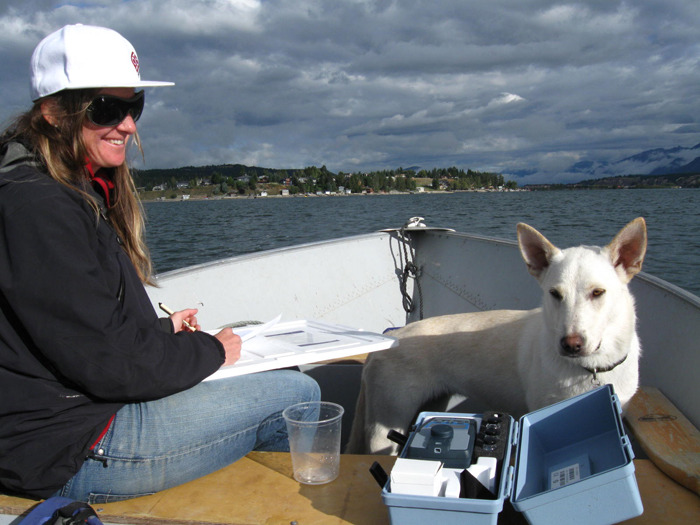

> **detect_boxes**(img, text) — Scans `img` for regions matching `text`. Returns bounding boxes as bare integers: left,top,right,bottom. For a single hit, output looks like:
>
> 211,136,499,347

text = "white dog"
347,218,647,454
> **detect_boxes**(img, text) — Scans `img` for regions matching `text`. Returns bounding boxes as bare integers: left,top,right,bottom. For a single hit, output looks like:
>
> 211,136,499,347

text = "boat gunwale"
153,228,700,307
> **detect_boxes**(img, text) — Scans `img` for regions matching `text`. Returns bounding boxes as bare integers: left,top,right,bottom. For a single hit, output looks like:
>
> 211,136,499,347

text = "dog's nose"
561,334,584,355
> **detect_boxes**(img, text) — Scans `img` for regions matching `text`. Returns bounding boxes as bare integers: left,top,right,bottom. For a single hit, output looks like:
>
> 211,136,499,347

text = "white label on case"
550,463,581,489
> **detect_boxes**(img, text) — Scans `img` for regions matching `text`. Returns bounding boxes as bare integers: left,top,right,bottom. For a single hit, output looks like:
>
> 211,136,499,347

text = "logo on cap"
131,52,140,74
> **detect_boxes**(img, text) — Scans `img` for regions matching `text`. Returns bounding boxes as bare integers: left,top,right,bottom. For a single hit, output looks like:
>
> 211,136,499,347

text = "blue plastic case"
381,385,643,525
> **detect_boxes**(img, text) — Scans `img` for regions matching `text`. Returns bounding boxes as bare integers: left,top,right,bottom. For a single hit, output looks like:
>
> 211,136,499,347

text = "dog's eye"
549,289,563,301
592,288,606,298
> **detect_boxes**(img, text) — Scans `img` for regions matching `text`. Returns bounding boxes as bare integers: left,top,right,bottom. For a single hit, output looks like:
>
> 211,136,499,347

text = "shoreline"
138,185,694,203
139,188,530,203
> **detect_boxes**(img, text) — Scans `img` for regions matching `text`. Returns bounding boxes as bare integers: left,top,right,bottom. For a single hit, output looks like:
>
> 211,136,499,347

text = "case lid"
511,384,635,505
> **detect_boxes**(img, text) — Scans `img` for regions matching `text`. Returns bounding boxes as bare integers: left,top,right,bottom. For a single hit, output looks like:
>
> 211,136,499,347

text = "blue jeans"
57,370,320,504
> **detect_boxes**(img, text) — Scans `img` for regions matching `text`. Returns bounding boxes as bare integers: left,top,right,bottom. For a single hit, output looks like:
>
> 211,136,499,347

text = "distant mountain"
571,172,700,189
569,143,700,177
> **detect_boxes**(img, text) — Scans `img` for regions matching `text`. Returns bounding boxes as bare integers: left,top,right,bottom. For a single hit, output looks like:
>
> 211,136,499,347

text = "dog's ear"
517,223,560,278
605,217,647,283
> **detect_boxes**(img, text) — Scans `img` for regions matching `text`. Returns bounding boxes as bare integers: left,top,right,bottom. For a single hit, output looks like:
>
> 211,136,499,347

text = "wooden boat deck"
2,388,698,524
1,454,698,524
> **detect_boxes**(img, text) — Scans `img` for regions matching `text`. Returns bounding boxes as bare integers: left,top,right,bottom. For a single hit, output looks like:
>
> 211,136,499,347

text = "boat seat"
2,387,699,524
623,385,700,496
0,453,395,525
2,453,699,524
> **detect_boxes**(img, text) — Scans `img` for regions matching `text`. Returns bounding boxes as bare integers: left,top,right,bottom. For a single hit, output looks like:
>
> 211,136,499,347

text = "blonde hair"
3,89,154,284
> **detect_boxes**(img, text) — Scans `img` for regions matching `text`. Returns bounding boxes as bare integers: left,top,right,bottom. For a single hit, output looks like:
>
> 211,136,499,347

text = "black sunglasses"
85,91,145,127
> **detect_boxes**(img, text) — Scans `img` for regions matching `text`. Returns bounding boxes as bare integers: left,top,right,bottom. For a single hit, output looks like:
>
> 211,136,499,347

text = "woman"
0,24,320,502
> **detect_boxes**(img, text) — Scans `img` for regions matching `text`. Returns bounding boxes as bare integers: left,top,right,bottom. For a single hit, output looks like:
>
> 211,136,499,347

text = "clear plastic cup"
282,401,345,484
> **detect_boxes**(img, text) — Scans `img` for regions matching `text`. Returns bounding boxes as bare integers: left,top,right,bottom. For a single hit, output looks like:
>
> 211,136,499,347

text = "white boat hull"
149,229,700,431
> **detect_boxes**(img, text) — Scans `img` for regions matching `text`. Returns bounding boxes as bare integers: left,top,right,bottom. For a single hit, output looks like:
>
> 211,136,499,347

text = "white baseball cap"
30,24,174,101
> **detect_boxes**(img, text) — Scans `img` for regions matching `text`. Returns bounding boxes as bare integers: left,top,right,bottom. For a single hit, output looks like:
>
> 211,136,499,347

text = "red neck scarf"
85,161,116,209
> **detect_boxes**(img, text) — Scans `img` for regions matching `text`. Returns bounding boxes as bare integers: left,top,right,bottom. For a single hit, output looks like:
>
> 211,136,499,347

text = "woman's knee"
276,370,321,403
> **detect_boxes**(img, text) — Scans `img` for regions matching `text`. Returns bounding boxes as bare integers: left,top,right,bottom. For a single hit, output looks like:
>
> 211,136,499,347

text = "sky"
1,0,699,184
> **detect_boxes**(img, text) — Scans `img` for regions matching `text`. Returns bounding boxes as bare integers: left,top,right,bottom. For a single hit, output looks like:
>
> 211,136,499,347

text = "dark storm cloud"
1,0,698,183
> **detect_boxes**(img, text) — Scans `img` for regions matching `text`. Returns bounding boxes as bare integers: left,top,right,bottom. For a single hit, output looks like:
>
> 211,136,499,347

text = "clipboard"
204,318,397,381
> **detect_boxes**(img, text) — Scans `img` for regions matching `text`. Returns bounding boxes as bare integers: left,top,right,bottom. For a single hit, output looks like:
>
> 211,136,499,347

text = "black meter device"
405,416,476,469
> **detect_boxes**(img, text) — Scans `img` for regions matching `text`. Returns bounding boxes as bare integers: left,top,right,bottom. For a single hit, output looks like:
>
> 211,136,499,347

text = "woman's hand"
215,328,242,366
169,308,241,365
169,308,201,333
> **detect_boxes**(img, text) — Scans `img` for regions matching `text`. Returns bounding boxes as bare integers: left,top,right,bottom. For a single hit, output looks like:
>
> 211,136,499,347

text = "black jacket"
0,142,225,498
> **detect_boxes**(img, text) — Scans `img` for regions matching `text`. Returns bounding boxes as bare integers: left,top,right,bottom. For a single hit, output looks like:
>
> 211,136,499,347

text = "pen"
158,302,197,332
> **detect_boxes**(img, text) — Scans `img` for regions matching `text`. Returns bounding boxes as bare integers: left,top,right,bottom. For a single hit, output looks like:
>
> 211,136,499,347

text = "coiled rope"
398,217,424,320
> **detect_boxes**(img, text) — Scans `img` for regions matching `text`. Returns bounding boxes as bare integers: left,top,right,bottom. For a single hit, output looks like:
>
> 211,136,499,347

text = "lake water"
144,189,700,297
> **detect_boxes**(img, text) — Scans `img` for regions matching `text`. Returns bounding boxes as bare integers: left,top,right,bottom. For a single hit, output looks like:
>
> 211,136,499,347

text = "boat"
1,218,698,524
148,218,700,430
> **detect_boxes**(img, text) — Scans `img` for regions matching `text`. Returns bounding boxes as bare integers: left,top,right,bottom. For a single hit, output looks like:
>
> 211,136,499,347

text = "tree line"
133,164,512,195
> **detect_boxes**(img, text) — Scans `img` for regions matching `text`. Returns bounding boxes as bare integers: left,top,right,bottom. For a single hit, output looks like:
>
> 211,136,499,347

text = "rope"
398,220,424,320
